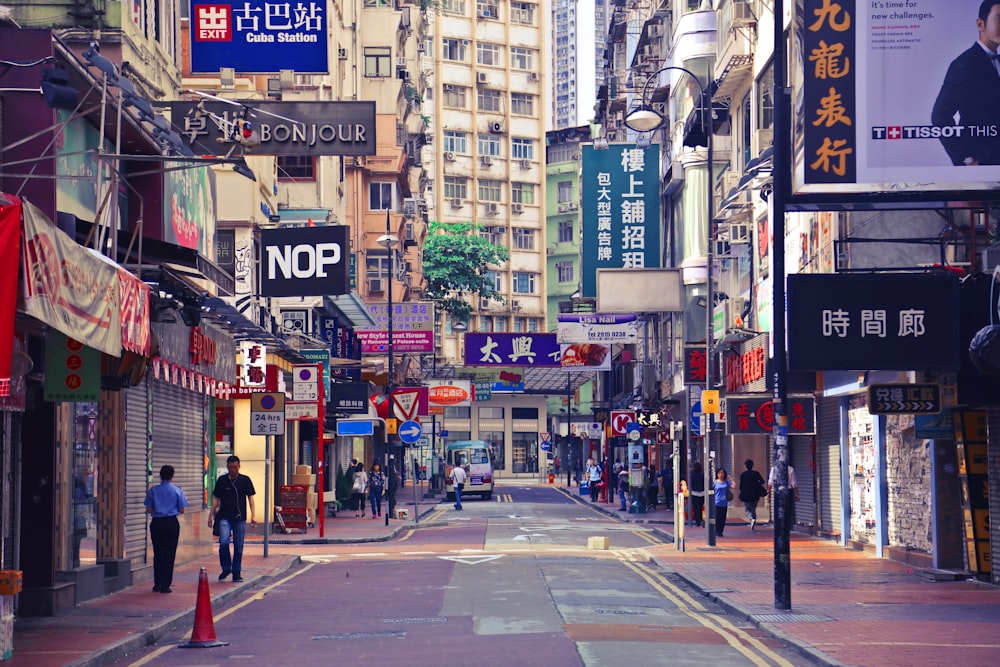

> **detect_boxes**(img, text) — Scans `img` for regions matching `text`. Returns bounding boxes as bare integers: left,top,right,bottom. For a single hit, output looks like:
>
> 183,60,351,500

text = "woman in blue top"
368,462,387,519
714,468,733,537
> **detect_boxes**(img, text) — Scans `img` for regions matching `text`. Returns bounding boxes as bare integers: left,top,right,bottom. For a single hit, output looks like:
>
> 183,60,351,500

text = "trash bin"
579,481,590,496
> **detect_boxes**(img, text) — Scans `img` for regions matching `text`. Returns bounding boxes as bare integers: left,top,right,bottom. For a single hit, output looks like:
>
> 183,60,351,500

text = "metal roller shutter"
151,380,205,511
817,395,843,537
791,434,815,530
125,381,150,563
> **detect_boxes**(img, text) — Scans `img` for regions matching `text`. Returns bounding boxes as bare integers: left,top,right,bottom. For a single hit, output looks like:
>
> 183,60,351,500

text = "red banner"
0,197,21,396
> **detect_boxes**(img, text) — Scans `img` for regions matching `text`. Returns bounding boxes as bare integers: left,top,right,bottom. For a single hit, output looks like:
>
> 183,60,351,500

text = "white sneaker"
750,518,756,530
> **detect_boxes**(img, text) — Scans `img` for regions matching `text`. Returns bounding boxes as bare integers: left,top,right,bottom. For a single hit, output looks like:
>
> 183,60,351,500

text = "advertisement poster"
799,0,1000,190
163,165,214,258
357,302,434,354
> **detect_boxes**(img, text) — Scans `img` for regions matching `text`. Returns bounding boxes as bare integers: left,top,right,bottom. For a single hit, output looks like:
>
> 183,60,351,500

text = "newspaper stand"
276,485,309,533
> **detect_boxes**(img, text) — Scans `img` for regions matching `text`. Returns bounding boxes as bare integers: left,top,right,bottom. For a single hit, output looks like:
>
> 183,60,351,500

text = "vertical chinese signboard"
580,144,660,298
802,0,857,185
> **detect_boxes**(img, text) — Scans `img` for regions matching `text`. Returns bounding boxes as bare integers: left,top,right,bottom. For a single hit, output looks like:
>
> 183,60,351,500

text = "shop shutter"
124,381,151,563
151,380,205,510
817,395,843,536
790,434,816,530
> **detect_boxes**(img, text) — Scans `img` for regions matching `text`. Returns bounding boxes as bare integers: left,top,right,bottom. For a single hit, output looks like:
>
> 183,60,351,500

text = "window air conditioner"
519,159,531,169
512,202,524,213
485,202,499,214
338,48,348,60
477,72,488,84
368,278,384,293
444,150,456,161
567,202,578,210
480,155,493,166
480,297,492,309
489,121,504,133
397,57,407,68
450,198,463,208
528,72,539,82
443,84,455,92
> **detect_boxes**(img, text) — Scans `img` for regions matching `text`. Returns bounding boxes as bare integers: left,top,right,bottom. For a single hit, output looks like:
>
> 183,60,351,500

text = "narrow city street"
112,485,804,667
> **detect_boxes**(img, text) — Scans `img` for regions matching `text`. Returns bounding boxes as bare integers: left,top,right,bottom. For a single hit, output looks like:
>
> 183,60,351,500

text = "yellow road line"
127,563,317,666
622,558,796,667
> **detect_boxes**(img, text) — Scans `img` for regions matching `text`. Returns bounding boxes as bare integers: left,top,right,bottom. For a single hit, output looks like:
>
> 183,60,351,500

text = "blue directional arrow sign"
398,420,422,444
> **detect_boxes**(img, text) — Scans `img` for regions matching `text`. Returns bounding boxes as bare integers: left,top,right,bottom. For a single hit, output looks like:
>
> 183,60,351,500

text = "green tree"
422,220,510,323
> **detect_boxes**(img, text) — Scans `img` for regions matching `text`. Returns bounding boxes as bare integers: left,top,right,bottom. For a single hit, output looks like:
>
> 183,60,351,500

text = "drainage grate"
313,631,407,640
594,609,648,616
383,617,448,625
752,613,834,623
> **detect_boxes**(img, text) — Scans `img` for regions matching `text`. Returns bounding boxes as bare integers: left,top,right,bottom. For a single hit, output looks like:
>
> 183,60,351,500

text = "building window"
369,182,394,210
511,1,534,24
364,47,391,77
478,179,502,202
527,318,539,332
277,155,315,180
512,407,538,419
443,85,468,108
511,92,533,115
511,182,534,204
513,317,526,332
443,176,468,200
443,130,468,153
480,226,505,245
557,180,572,202
494,316,507,332
477,42,501,66
478,134,501,157
443,38,468,62
478,316,494,332
512,227,535,250
485,270,502,291
478,88,502,112
479,430,504,470
441,0,466,13
512,272,536,293
512,432,538,473
366,254,389,280
558,220,573,243
511,138,534,160
477,1,499,18
510,46,533,70
556,261,573,282
758,62,774,130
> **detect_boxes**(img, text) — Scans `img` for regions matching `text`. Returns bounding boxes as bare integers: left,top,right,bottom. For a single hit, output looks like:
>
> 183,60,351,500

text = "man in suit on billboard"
932,1,1000,166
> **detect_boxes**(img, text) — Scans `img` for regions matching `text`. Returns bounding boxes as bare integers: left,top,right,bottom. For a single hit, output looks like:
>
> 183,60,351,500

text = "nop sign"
260,226,349,297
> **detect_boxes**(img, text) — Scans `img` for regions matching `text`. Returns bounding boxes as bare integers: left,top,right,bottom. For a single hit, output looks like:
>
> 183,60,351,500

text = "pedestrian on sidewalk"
368,462,386,518
660,464,674,510
451,462,467,510
689,461,705,527
768,463,800,526
209,455,256,583
573,458,582,488
144,465,188,593
587,458,602,502
738,459,767,530
714,468,733,537
617,466,630,510
352,463,369,518
387,459,399,518
646,464,658,509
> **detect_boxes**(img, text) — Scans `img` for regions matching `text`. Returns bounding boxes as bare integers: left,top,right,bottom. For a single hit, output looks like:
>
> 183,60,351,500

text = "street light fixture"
377,219,400,528
625,65,715,546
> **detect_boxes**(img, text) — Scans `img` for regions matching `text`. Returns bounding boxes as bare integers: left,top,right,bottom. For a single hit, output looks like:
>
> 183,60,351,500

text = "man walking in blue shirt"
144,465,189,593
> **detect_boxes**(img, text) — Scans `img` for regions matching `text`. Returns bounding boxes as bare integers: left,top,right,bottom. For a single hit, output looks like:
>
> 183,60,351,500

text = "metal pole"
702,76,716,548
385,209,393,528
263,434,271,558
317,362,326,538
772,0,792,610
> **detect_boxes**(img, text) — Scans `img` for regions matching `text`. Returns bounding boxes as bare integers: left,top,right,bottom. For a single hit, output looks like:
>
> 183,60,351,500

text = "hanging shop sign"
357,301,434,354
786,273,959,371
44,333,100,402
557,313,638,344
463,333,561,367
328,382,369,414
190,0,329,74
725,395,817,435
580,144,660,298
260,225,349,297
165,101,375,156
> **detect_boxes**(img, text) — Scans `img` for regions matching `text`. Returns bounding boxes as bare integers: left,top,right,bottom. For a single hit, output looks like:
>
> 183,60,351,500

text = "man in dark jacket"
738,459,767,530
931,1,1000,165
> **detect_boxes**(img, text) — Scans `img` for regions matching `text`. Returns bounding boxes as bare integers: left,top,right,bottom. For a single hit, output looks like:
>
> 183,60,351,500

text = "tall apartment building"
421,0,551,477
550,0,607,129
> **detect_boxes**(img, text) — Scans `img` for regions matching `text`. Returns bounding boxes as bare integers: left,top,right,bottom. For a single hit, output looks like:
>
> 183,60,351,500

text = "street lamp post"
625,66,715,546
377,212,400,528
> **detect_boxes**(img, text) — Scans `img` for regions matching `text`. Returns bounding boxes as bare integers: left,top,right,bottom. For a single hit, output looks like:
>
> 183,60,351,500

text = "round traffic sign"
261,394,276,410
398,420,422,444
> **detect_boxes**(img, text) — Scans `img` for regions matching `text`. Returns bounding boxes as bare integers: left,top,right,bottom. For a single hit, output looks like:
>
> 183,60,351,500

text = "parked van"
445,440,495,501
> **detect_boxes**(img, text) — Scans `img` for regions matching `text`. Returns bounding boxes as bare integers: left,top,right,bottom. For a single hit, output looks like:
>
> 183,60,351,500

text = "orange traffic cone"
180,567,229,648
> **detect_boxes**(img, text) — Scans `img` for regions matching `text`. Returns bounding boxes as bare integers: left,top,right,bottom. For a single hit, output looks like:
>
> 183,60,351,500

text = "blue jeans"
618,485,628,509
218,518,246,575
369,488,384,516
454,483,463,510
